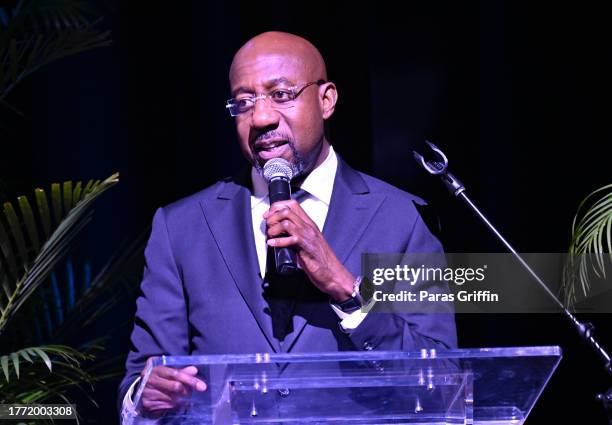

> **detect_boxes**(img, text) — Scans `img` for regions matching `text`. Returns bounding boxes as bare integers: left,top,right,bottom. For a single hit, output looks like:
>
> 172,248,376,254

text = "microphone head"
263,158,294,182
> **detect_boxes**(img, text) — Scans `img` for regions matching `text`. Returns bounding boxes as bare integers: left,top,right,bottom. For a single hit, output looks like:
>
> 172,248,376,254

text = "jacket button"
278,388,290,397
363,342,373,351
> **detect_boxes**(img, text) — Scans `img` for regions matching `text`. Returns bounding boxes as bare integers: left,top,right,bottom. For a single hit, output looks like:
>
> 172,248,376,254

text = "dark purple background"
2,1,610,423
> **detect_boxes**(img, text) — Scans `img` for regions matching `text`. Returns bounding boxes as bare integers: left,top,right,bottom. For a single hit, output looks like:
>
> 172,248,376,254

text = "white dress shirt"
121,146,368,423
250,146,369,326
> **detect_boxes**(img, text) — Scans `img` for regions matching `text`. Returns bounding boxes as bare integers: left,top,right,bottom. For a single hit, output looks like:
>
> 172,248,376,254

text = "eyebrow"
231,77,296,97
264,77,295,88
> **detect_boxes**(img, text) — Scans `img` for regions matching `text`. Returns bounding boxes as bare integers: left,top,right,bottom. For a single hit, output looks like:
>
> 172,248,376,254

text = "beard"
250,131,307,180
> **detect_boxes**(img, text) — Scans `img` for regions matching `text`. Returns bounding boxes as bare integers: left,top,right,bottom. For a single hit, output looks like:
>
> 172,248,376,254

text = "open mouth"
254,140,290,160
254,140,288,152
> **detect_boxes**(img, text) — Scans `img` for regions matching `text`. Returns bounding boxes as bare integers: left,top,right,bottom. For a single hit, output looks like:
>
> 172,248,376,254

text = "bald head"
228,32,338,180
230,32,327,85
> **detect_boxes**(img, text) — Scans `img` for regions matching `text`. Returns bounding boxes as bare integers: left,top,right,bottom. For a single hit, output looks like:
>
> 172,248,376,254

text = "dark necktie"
290,186,307,202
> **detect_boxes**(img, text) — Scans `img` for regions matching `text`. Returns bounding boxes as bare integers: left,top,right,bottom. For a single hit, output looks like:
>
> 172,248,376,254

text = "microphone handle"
268,178,299,275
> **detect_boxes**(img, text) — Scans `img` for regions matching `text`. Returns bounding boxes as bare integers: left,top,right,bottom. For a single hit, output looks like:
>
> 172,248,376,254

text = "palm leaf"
0,173,119,335
0,345,90,384
1,0,97,32
49,233,146,342
51,182,62,224
0,344,99,413
11,257,85,347
0,26,111,102
10,351,19,378
18,195,40,251
0,0,111,102
562,183,612,307
0,221,19,296
0,354,8,381
3,202,29,265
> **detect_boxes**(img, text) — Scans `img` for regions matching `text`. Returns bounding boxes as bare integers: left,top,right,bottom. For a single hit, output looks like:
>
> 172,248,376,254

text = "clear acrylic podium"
129,346,561,424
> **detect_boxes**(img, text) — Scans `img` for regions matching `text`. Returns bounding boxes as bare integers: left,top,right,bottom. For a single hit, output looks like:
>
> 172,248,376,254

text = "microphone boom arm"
413,141,612,418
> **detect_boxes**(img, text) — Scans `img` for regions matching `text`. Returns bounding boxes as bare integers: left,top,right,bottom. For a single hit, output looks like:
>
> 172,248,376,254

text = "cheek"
288,107,322,137
235,122,251,147
293,113,323,142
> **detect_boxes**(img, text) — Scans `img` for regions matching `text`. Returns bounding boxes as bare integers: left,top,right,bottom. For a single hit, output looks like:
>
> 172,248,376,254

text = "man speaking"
118,31,457,421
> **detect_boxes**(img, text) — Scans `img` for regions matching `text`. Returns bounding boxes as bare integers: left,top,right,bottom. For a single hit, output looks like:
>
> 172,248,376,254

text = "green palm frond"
4,262,80,348
49,233,146,341
0,0,111,102
0,344,99,415
5,235,145,348
0,173,119,335
0,344,93,384
562,183,612,307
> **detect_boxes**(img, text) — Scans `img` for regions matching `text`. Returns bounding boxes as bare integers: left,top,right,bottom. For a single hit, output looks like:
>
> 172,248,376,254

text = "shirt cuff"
330,299,376,330
121,377,160,425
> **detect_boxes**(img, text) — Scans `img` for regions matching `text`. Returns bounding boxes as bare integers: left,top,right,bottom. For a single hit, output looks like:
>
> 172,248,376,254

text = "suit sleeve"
345,210,458,351
117,207,190,411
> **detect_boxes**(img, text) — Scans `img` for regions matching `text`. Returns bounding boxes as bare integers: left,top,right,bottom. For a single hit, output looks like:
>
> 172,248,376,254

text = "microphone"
263,158,298,275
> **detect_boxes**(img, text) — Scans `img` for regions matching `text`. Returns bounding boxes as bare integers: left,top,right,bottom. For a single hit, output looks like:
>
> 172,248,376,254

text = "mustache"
251,130,295,145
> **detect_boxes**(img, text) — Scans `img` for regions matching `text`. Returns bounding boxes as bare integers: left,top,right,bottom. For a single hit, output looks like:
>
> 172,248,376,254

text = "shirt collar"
250,146,338,209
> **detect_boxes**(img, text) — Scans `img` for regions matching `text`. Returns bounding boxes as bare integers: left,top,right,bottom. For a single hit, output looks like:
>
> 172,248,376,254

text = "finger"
271,199,296,207
267,235,300,248
148,374,189,396
157,366,206,392
266,207,307,228
268,204,316,229
155,366,181,380
141,399,175,413
142,387,173,403
180,365,199,376
267,220,298,239
265,200,300,217
178,365,206,391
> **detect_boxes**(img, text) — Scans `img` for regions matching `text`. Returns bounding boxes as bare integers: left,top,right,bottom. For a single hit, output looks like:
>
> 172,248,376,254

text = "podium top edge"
157,346,561,366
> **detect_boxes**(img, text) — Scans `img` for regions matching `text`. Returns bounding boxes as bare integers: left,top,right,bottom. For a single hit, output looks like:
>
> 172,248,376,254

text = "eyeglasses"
226,79,326,117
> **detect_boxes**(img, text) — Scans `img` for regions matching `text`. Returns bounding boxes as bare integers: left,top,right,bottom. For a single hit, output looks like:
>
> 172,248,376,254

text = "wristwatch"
331,276,366,313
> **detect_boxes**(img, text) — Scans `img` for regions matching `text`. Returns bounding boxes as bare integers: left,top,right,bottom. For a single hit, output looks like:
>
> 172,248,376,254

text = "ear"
319,82,338,120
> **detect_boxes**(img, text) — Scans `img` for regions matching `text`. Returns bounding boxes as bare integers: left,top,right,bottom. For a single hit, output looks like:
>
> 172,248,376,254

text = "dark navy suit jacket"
118,157,457,406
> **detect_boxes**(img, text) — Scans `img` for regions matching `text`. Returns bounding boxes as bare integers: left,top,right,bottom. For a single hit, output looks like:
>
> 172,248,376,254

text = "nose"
251,97,279,129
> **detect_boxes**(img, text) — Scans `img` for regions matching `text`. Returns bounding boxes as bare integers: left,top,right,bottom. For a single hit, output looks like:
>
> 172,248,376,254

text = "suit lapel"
199,175,281,353
322,157,386,265
284,157,386,352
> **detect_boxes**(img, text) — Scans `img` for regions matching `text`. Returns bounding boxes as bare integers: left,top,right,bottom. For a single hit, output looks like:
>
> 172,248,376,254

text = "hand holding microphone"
262,158,355,300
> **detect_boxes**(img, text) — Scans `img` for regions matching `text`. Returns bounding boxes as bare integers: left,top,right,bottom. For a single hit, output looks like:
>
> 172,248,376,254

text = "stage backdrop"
1,1,610,423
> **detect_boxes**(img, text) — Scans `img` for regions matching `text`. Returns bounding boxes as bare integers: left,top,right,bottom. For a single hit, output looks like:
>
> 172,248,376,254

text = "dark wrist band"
331,276,365,313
